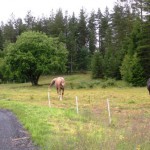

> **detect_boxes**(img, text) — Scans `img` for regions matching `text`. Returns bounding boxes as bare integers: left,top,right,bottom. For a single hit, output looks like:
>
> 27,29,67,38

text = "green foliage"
66,13,78,73
91,52,104,79
52,9,65,37
76,47,90,72
0,3,149,86
104,51,121,79
101,78,116,88
137,45,150,79
120,54,145,86
120,54,133,83
88,11,96,54
120,17,149,86
5,31,68,85
0,29,3,50
77,8,88,49
136,18,150,80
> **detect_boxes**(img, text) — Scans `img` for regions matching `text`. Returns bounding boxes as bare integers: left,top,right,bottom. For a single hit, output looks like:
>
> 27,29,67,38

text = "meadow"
0,74,150,150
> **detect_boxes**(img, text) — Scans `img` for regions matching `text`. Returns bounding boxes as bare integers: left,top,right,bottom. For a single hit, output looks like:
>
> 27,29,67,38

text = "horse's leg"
60,89,62,101
57,88,59,99
62,88,64,98
57,87,62,100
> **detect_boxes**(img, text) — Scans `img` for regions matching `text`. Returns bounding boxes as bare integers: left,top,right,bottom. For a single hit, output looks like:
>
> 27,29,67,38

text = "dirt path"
0,109,38,150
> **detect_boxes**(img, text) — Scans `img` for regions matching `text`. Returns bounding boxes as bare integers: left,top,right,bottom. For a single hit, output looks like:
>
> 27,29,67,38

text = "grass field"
0,74,150,150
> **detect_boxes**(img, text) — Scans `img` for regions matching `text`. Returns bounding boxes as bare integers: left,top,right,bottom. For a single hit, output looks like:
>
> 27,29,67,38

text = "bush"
120,54,146,86
101,78,116,88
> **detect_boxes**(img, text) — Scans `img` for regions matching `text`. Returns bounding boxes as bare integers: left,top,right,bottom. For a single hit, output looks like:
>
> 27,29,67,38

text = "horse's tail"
49,78,56,88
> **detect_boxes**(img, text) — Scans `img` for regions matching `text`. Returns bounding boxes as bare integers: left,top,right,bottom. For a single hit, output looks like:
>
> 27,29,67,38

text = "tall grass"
0,74,150,149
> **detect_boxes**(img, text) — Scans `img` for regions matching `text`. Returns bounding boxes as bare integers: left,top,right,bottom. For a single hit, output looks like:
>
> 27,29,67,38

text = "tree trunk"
30,74,40,86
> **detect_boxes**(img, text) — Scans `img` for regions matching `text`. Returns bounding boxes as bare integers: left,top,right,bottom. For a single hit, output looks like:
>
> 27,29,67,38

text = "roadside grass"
0,74,150,149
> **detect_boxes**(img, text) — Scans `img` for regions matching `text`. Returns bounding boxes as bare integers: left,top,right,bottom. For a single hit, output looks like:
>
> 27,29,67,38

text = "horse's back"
55,77,65,87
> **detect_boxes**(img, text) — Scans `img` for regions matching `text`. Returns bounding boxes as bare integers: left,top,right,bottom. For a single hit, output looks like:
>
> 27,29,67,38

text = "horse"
49,77,65,100
147,78,150,95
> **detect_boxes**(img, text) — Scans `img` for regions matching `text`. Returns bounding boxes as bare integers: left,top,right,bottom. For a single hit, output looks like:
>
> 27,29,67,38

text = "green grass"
0,74,150,149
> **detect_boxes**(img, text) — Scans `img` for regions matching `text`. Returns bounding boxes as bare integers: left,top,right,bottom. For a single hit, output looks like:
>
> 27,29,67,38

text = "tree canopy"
5,31,68,85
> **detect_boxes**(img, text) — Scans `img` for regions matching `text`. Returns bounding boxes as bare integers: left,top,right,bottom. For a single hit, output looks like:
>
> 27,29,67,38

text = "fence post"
76,96,79,114
107,99,111,124
48,90,51,107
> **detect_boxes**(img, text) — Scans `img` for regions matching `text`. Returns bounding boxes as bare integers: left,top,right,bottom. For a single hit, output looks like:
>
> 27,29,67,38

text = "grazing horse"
147,78,150,95
49,77,65,100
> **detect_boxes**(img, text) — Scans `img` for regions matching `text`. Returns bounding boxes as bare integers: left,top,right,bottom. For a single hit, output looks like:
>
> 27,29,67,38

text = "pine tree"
96,8,103,53
53,9,65,37
24,11,35,30
76,8,89,71
77,8,88,49
2,20,16,43
97,8,110,55
0,28,3,51
66,13,78,73
14,18,26,35
91,52,104,78
88,11,96,54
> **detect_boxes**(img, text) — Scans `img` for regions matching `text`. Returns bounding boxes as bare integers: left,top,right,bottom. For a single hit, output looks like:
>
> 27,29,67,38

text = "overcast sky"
1,0,117,23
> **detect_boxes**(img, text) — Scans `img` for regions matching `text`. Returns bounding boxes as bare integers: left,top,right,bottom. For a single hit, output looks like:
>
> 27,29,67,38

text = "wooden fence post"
48,90,51,107
76,96,79,114
107,99,111,124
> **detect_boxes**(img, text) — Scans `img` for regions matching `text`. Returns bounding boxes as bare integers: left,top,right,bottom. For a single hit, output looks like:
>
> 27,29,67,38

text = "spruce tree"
88,11,96,54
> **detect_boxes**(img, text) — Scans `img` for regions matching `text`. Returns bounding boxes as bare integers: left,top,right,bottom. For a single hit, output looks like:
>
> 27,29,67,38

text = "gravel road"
0,109,38,150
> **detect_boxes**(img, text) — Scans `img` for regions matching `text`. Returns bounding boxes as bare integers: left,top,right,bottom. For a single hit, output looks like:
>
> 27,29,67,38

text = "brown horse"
49,77,65,100
147,78,150,95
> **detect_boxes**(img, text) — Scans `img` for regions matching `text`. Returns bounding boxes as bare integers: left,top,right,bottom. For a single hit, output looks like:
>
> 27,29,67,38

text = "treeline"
0,0,149,86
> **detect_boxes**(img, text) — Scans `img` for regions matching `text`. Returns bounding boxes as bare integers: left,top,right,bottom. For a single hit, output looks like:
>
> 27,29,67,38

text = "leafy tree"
5,31,68,85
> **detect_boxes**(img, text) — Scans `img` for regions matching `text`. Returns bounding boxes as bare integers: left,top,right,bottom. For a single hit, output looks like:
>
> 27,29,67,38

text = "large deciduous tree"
5,31,68,85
